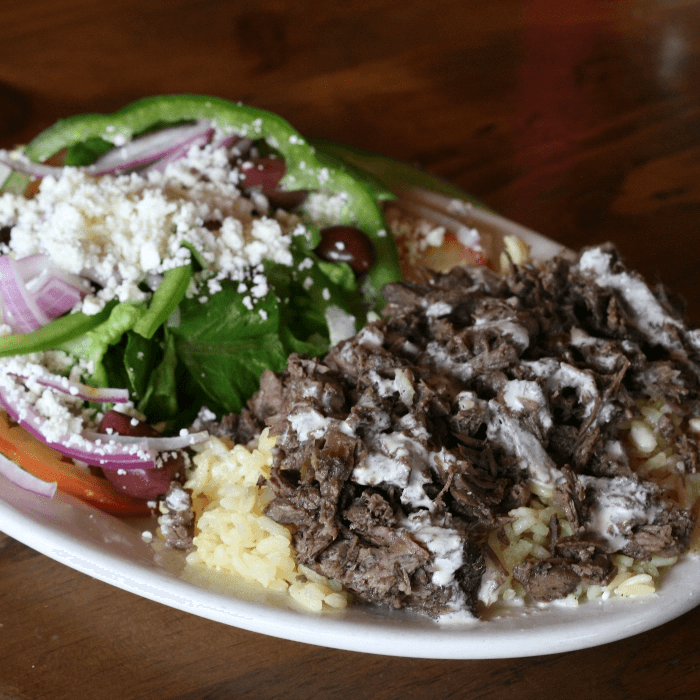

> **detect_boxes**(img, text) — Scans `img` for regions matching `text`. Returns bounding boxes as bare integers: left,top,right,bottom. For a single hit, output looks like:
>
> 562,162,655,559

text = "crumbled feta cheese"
0,353,150,460
303,192,349,226
2,139,305,314
298,257,313,271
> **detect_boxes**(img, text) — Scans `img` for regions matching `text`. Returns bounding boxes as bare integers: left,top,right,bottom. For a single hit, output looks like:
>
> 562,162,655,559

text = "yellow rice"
182,429,349,613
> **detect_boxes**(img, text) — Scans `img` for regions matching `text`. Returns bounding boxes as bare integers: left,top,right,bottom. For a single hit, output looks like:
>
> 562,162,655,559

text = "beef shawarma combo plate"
0,95,698,657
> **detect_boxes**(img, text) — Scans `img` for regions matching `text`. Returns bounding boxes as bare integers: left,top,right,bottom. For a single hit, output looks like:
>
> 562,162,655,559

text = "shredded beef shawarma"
213,244,697,617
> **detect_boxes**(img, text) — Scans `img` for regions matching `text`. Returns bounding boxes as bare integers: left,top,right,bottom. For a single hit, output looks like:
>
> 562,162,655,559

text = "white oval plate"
1,209,698,659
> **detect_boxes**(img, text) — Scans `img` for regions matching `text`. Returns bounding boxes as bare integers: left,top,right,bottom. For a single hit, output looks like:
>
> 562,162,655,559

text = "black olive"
315,226,376,274
266,189,309,211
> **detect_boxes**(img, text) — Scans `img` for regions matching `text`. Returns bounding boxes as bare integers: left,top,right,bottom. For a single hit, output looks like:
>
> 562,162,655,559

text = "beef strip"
212,244,698,617
514,532,618,601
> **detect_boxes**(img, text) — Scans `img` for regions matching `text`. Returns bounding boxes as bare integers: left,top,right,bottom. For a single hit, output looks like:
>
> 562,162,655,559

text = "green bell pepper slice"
0,303,116,358
310,138,493,212
132,263,192,340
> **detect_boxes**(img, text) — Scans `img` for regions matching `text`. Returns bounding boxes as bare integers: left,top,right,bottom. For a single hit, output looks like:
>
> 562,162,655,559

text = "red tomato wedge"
0,411,152,517
420,233,497,273
237,157,285,193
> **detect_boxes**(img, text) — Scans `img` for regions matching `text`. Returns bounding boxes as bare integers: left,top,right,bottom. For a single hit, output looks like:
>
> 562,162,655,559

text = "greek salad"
0,95,422,513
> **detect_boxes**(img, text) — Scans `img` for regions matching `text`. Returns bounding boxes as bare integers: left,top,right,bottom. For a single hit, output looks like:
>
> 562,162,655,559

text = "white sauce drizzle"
523,359,598,420
501,379,553,432
288,408,331,442
472,317,530,351
577,247,683,352
486,400,561,486
579,475,664,551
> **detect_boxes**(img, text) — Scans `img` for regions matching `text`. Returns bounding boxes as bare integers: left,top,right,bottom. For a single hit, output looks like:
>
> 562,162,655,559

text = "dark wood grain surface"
2,1,700,698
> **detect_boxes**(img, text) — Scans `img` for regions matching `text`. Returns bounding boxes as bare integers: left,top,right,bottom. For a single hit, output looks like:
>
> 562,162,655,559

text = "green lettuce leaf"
169,281,288,415
59,302,146,387
165,228,366,416
137,330,184,423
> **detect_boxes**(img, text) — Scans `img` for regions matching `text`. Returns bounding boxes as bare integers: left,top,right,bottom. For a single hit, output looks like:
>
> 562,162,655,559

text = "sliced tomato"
0,411,151,517
237,157,285,193
420,233,497,273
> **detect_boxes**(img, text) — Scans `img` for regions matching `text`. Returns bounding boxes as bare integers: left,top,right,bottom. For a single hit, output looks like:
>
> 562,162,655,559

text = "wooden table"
2,1,700,697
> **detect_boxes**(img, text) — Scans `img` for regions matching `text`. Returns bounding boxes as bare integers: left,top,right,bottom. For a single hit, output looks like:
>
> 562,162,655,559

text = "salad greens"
0,95,404,425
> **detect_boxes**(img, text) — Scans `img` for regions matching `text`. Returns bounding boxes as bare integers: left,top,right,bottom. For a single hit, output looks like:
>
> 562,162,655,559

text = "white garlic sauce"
578,474,664,551
486,399,561,487
577,247,684,353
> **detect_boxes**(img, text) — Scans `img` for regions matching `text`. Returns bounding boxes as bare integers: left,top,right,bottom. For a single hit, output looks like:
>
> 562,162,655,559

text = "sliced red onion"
0,254,91,333
14,254,52,282
0,385,156,470
0,255,49,332
145,128,215,173
87,120,215,175
0,452,56,498
213,133,245,153
0,121,259,191
44,379,130,405
83,429,208,450
0,121,216,180
31,274,85,319
24,261,91,294
47,443,153,470
0,151,64,179
8,371,130,405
